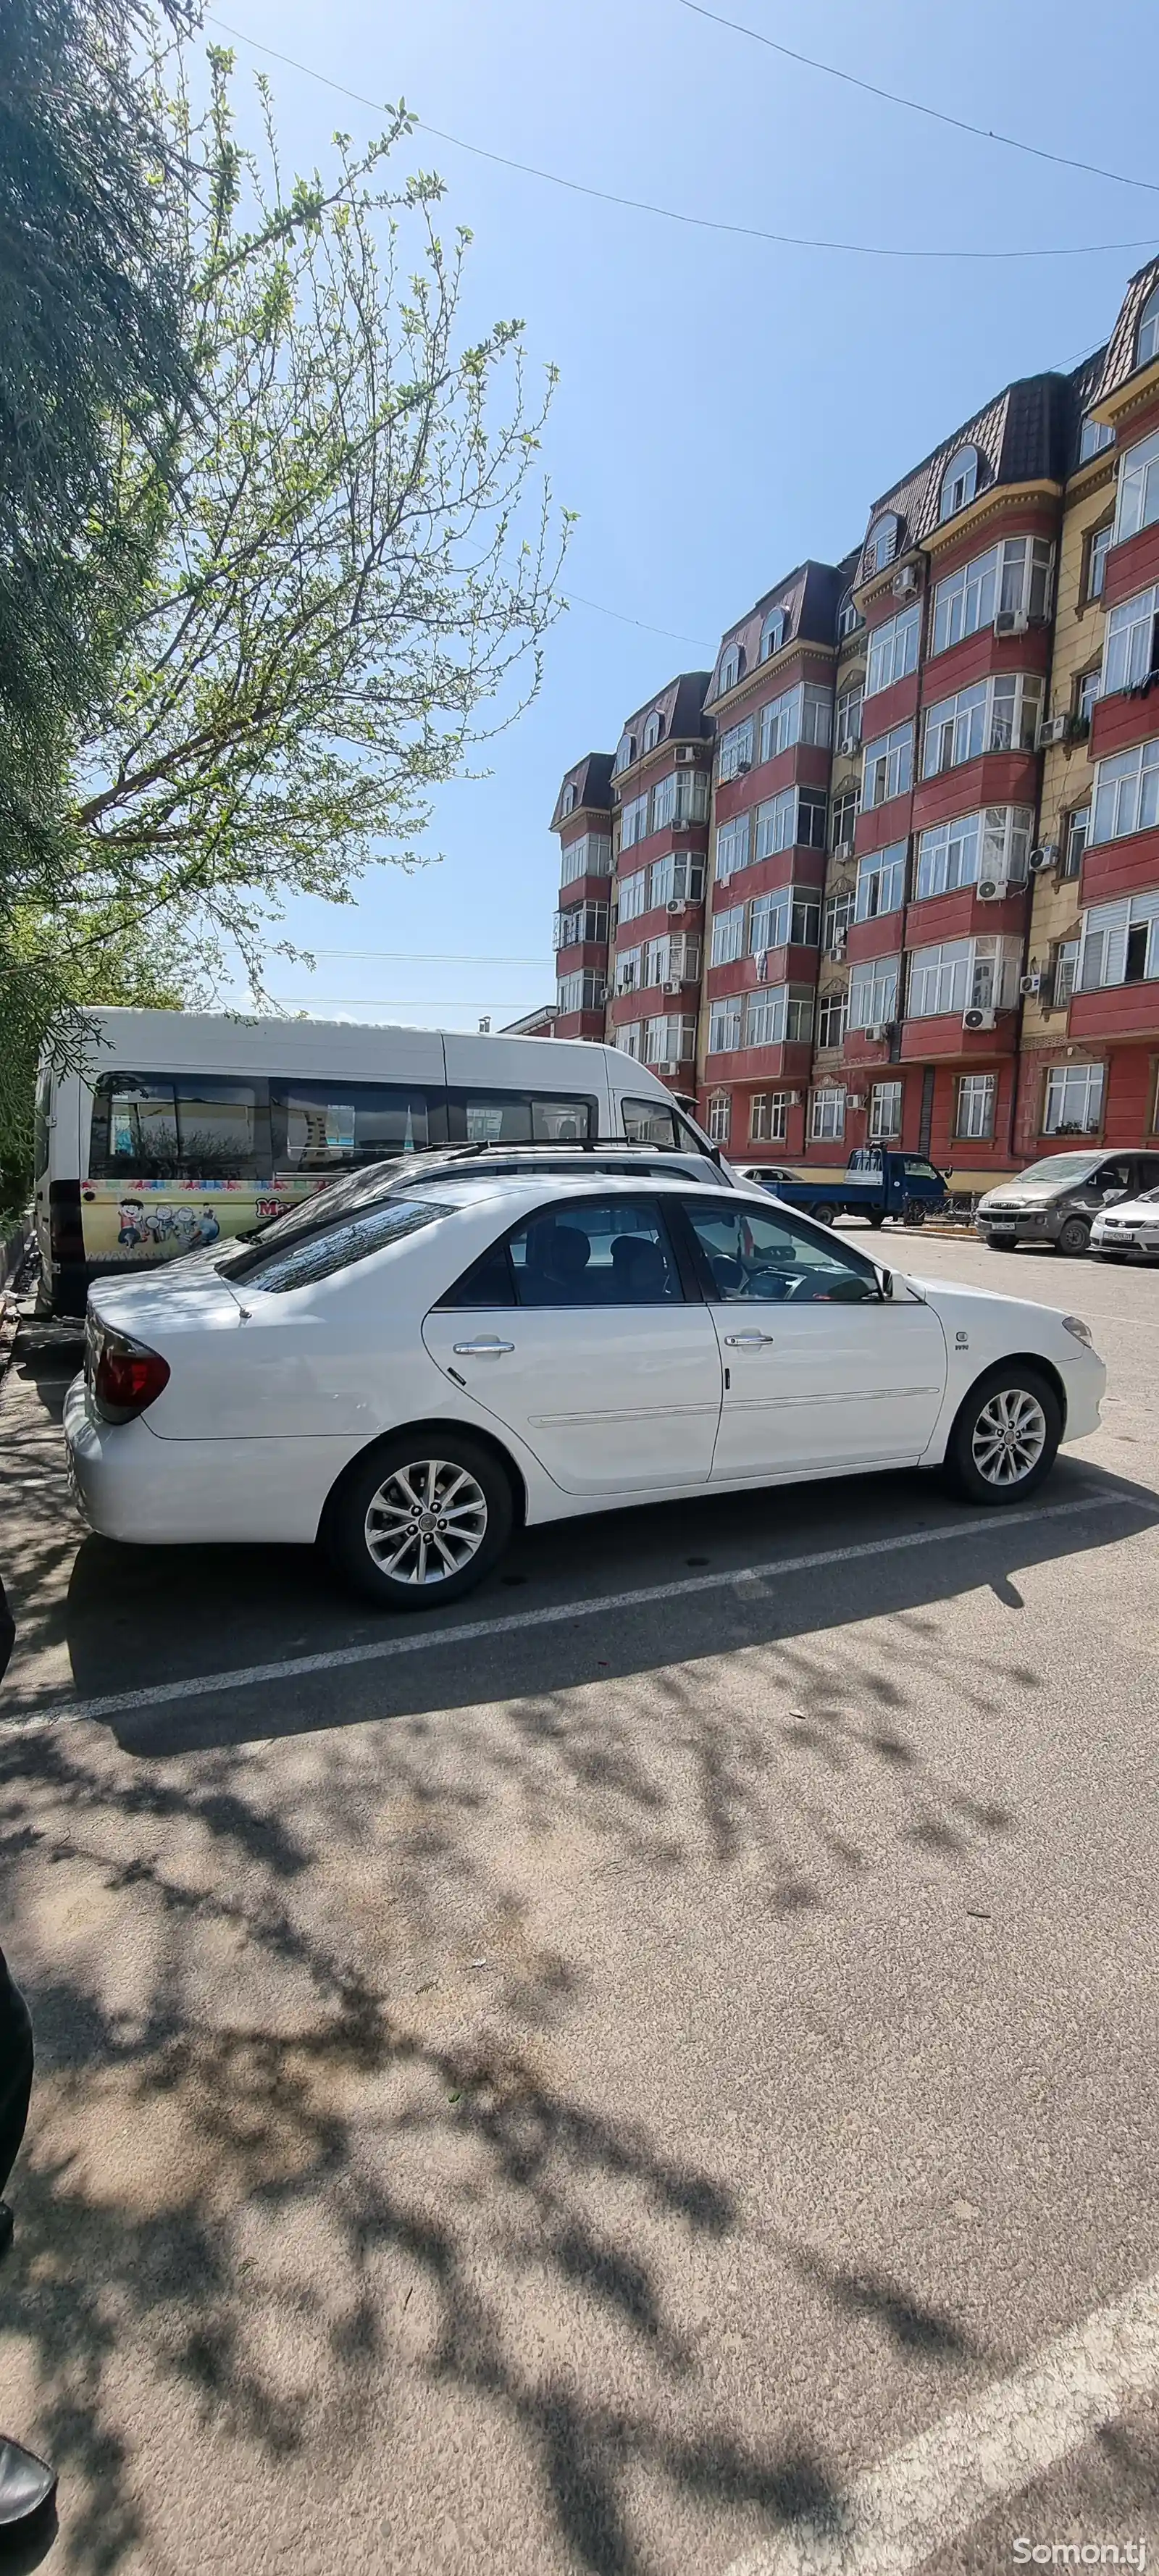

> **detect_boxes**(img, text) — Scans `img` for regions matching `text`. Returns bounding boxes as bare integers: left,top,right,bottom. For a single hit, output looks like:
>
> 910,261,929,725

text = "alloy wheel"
364,1457,489,1586
970,1388,1047,1488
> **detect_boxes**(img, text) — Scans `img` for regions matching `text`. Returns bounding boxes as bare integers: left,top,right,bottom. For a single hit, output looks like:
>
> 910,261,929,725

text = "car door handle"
724,1331,776,1348
451,1337,515,1356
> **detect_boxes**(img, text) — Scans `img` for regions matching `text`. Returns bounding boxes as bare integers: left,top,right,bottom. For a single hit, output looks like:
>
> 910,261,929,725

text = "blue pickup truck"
735,1146,950,1229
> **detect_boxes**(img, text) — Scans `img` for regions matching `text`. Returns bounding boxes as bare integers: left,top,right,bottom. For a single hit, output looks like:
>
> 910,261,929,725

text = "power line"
206,16,1159,263
676,0,1159,199
306,948,553,965
267,997,545,1010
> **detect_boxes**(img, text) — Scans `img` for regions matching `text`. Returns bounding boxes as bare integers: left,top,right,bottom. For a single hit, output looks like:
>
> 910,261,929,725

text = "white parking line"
722,2265,1159,2576
1,1489,1150,1732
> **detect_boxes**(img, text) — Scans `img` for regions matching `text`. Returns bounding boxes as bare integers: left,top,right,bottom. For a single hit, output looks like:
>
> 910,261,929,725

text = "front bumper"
974,1214,1058,1246
1091,1224,1159,1258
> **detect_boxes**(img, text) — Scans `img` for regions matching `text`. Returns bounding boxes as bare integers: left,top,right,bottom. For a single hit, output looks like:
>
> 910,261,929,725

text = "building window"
1115,427,1159,543
940,444,979,521
848,957,900,1030
619,791,650,850
866,604,921,701
554,900,609,950
561,782,578,816
869,1079,903,1142
1079,413,1114,464
831,787,860,850
759,681,831,764
718,717,754,782
1052,940,1079,1007
743,987,813,1049
643,711,664,753
756,786,827,858
557,971,606,1013
1137,283,1159,369
750,1092,790,1142
710,904,745,967
617,868,647,924
715,812,751,885
750,890,821,955
645,932,698,987
706,1092,731,1143
836,683,863,753
921,673,1043,778
1043,1063,1104,1137
614,731,637,774
1074,667,1101,730
614,947,641,995
863,722,913,808
760,608,786,661
717,645,743,696
648,852,703,909
823,890,854,949
916,805,1032,900
560,831,613,886
810,1087,845,1142
1087,522,1113,601
614,1021,643,1060
1091,735,1159,843
1062,806,1089,878
955,1071,996,1140
1079,890,1159,990
932,536,1054,656
906,936,1021,1020
837,593,861,639
855,842,906,920
1102,582,1159,695
644,1015,696,1066
863,514,899,577
708,996,743,1055
650,772,675,833
816,990,848,1049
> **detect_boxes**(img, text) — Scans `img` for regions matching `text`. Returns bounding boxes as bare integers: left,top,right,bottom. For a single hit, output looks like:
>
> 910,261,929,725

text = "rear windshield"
221,1197,451,1292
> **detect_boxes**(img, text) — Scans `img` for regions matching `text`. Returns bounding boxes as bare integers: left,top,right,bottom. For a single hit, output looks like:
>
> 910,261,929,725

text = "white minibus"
35,1009,708,1313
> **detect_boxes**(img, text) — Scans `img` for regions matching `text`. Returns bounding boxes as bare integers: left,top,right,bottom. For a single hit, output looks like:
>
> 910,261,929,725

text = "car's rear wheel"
325,1432,514,1610
868,1211,885,1230
903,1198,926,1228
1056,1215,1091,1257
943,1365,1061,1507
811,1203,837,1228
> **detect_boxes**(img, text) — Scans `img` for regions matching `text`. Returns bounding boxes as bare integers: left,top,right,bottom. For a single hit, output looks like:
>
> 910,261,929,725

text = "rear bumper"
62,1379,359,1546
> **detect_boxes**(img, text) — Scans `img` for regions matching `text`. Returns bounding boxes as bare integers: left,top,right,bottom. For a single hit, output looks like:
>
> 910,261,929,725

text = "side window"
621,1095,679,1146
89,1074,264,1178
506,1199,683,1308
1135,1156,1159,1192
33,1069,51,1183
271,1082,435,1174
454,1092,594,1143
683,1200,882,1305
436,1239,516,1309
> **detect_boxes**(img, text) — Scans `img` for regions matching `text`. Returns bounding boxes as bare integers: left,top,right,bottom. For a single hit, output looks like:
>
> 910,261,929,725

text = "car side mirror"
876,1266,893,1300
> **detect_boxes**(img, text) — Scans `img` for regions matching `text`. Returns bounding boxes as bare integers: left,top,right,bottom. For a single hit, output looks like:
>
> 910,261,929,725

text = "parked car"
1090,1186,1159,1262
734,1147,948,1229
64,1173,1105,1610
976,1149,1159,1256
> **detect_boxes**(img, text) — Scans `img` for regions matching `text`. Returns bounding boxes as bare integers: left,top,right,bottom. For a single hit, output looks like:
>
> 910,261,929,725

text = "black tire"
811,1203,837,1228
903,1198,926,1228
324,1430,514,1610
942,1363,1062,1507
868,1211,885,1230
1055,1214,1091,1258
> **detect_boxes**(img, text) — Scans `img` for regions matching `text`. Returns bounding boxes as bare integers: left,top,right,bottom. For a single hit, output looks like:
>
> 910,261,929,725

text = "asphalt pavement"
0,1231,1156,2576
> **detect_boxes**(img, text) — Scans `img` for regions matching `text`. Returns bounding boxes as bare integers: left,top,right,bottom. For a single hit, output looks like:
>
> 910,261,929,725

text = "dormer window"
1079,412,1114,464
939,445,979,522
760,608,786,661
1137,283,1159,370
837,593,861,639
717,644,745,695
643,711,664,752
561,782,578,816
863,514,899,578
614,731,637,774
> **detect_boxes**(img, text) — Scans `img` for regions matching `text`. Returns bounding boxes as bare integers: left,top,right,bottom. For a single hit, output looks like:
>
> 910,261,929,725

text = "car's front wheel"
1056,1215,1090,1257
325,1432,514,1610
943,1365,1062,1507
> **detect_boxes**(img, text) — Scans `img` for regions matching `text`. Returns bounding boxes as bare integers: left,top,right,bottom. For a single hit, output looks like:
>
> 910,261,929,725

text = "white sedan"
1090,1187,1159,1263
64,1174,1105,1610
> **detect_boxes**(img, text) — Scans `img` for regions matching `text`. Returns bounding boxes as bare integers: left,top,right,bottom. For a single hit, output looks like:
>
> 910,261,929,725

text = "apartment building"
546,254,1159,1188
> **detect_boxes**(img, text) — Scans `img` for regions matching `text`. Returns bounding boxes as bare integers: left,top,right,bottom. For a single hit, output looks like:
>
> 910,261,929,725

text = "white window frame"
673,767,709,824
744,987,814,1050
643,711,663,753
921,673,1042,778
836,682,863,751
810,1087,845,1142
750,1092,791,1142
940,445,979,521
865,604,921,700
714,813,751,886
710,905,745,967
557,970,605,1013
823,889,854,948
955,1071,997,1140
619,791,650,850
1087,522,1113,601
708,996,743,1055
718,717,754,782
1090,735,1159,844
1102,584,1159,695
931,536,1053,656
905,934,1021,1020
554,900,609,950
1115,428,1159,543
617,868,648,924
648,851,704,909
854,842,906,921
717,647,742,696
644,1014,696,1066
831,786,860,848
1079,414,1114,464
650,771,676,832
915,805,1032,900
869,1079,903,1142
863,514,899,577
706,1092,732,1143
1043,1063,1104,1137
614,1021,643,1060
614,946,641,995
816,989,848,1050
848,957,900,1030
862,722,913,808
760,684,803,766
1137,284,1159,370
614,732,637,775
1078,889,1159,990
760,608,786,661
560,832,612,886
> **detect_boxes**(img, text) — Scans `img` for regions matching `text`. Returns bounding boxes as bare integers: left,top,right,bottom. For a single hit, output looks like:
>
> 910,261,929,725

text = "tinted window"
272,1082,432,1172
506,1200,682,1308
90,1075,262,1179
455,1093,593,1143
225,1197,448,1292
622,1097,680,1147
1134,1158,1159,1192
684,1200,882,1305
438,1240,516,1309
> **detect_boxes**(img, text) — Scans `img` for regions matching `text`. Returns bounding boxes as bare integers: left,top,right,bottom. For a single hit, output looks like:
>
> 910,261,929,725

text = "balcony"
703,1040,813,1087
899,1010,1018,1061
1068,979,1159,1042
705,947,819,1004
552,1008,606,1042
845,912,904,965
1080,824,1159,905
903,882,1029,946
911,749,1039,835
1102,519,1159,614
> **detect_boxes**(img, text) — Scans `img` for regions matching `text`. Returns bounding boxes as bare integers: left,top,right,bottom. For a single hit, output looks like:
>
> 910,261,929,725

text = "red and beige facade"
548,258,1159,1188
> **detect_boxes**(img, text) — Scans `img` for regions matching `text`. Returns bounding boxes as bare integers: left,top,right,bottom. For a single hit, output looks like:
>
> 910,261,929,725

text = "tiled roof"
550,750,614,830
707,560,845,703
1090,254,1159,405
854,373,1081,580
617,671,713,745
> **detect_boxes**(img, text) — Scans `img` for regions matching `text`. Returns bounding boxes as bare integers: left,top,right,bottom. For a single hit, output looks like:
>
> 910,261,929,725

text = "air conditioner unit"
666,898,684,917
963,1005,996,1032
675,745,696,763
656,1061,679,1076
1038,714,1069,749
1029,842,1059,873
1019,972,1042,996
976,877,1010,902
837,735,860,758
867,1022,889,1042
994,609,1029,637
662,978,682,995
848,1092,867,1109
834,837,855,861
784,1092,803,1105
826,942,847,962
892,565,919,597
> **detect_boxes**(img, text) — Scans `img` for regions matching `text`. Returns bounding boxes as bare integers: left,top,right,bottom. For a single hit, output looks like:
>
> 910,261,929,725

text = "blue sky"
209,0,1159,1032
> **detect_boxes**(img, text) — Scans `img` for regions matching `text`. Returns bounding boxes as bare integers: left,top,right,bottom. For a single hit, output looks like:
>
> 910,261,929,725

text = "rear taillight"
91,1323,170,1424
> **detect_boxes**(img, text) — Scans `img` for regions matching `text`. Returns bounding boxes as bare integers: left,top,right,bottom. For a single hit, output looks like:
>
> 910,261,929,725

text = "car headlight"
1063,1315,1095,1350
